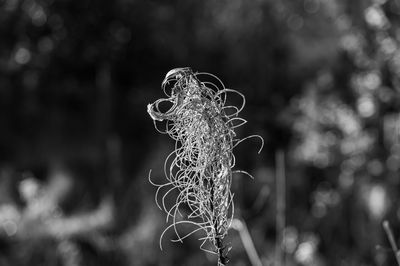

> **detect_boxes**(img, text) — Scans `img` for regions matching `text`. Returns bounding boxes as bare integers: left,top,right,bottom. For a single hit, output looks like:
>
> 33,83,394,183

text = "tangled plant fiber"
147,68,263,265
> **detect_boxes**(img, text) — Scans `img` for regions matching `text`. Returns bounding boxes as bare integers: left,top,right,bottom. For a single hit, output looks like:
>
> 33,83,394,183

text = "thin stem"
275,150,286,266
216,236,228,265
211,178,229,265
383,220,400,266
232,218,263,266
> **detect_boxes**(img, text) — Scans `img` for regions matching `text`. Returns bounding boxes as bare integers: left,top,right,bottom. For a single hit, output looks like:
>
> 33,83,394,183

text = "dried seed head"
148,68,263,265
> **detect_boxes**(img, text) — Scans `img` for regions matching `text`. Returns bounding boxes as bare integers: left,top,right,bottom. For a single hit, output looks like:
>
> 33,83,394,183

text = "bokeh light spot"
287,14,304,31
14,47,31,65
2,220,17,236
357,96,375,117
304,0,320,14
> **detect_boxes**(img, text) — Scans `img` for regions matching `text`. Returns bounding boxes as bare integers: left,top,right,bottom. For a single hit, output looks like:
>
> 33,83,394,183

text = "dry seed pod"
147,67,263,265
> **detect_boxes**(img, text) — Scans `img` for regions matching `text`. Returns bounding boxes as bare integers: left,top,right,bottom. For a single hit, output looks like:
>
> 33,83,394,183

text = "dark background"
1,0,400,265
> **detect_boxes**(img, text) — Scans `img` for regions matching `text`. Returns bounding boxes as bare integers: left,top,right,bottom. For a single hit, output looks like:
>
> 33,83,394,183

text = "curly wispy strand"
147,67,263,265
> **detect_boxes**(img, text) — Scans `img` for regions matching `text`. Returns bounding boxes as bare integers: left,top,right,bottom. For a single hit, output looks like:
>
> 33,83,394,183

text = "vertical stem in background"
397,113,400,145
107,135,122,191
95,62,112,140
275,150,286,266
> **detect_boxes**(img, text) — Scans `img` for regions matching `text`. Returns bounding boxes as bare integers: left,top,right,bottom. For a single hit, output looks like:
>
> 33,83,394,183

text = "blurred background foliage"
1,0,400,265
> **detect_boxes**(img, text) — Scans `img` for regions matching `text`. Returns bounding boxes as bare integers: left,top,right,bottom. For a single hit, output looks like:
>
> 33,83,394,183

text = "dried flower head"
147,67,263,265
